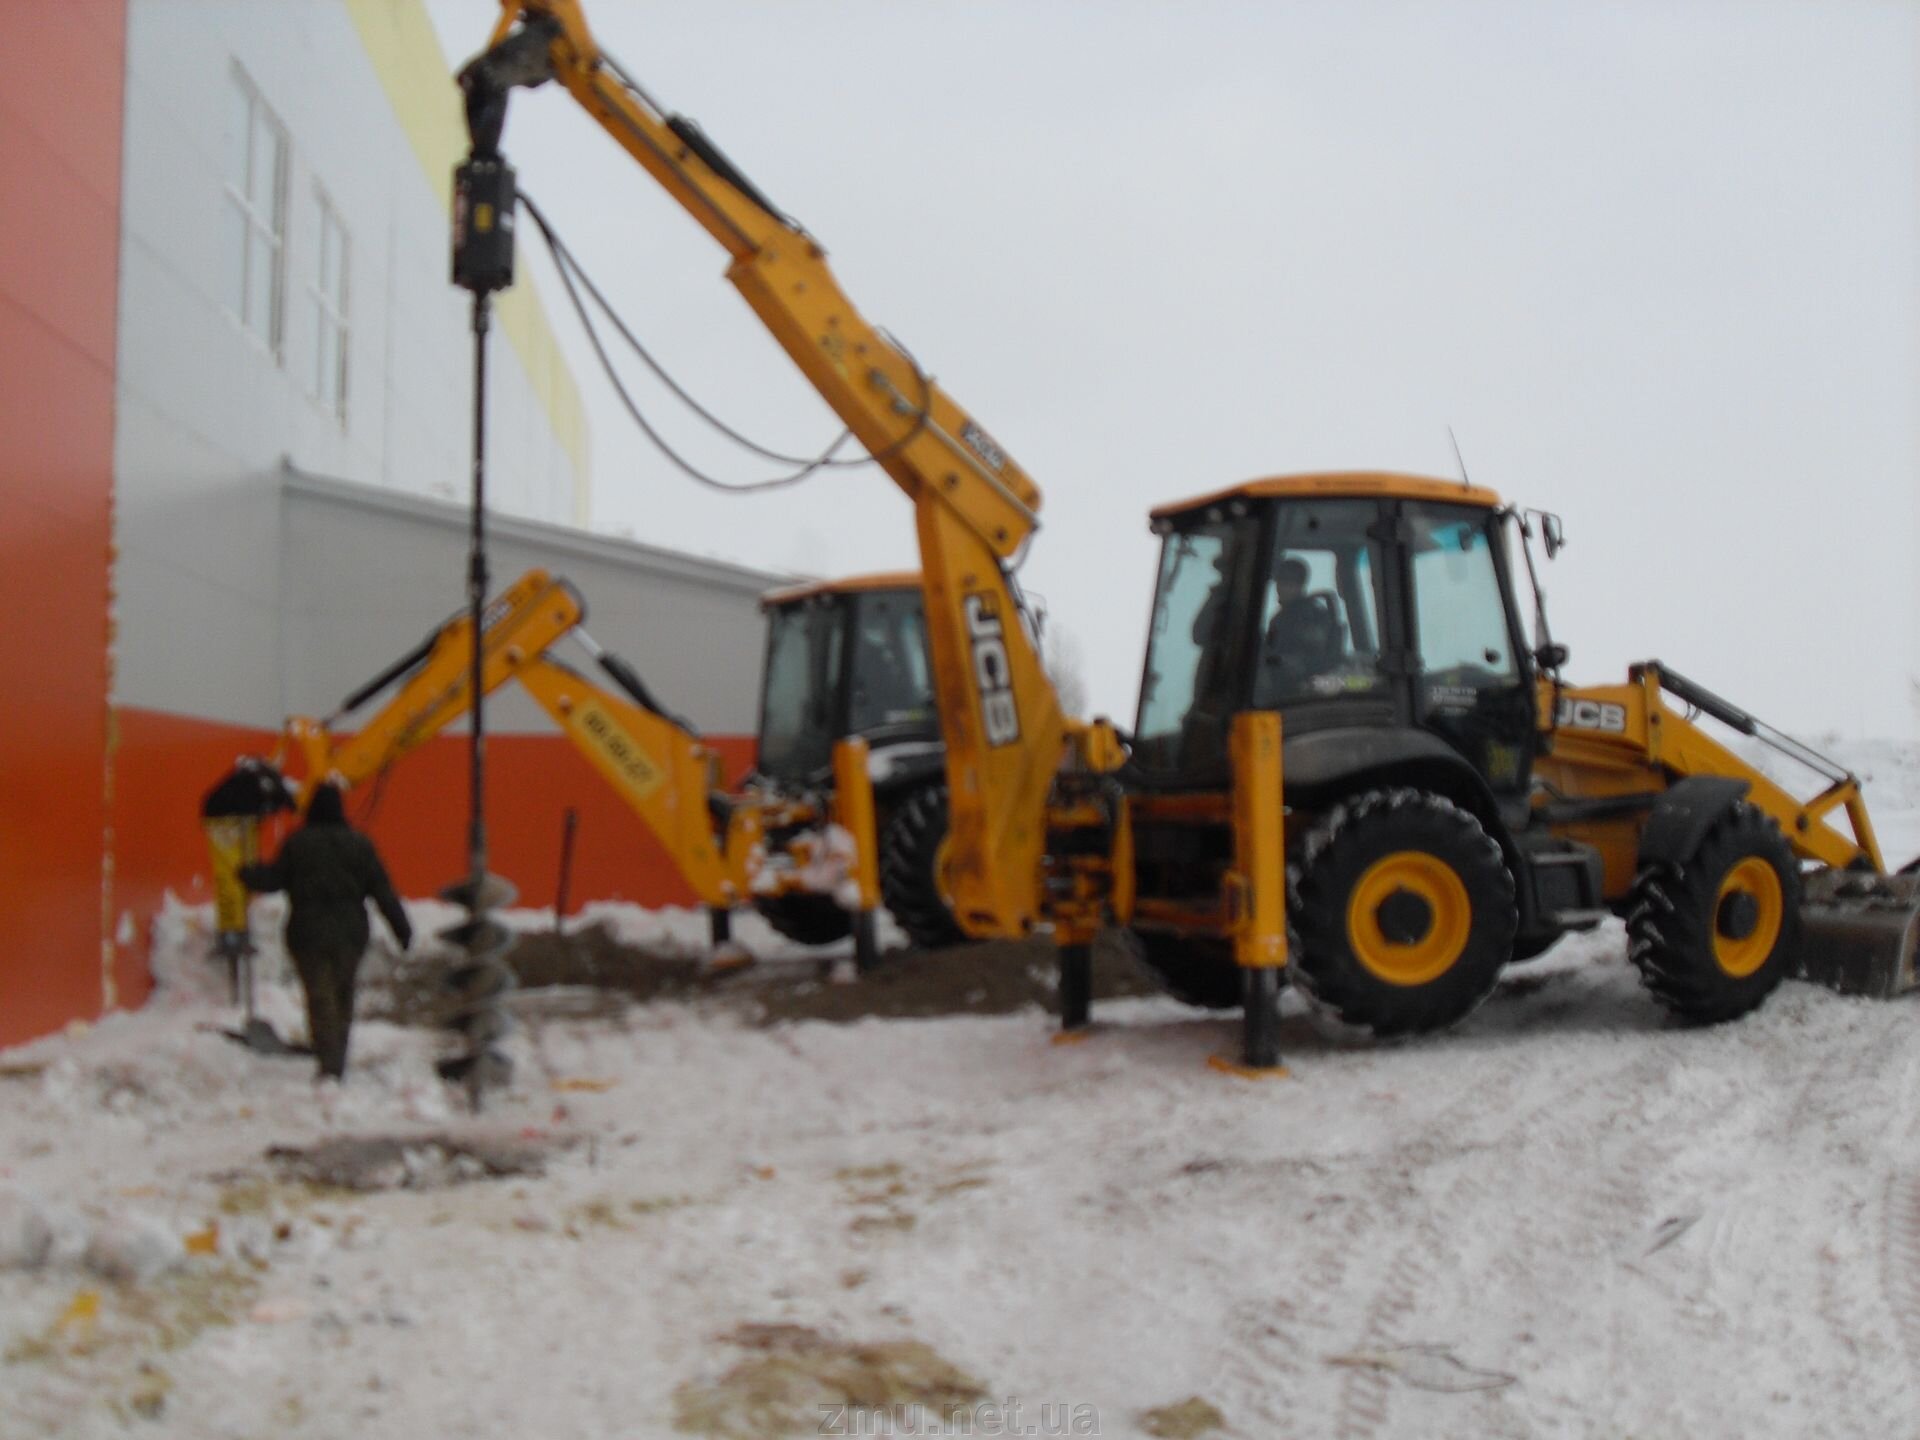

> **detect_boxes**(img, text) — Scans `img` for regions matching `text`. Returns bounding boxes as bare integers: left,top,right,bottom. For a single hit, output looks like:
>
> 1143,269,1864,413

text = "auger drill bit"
436,869,519,1104
445,171,519,1109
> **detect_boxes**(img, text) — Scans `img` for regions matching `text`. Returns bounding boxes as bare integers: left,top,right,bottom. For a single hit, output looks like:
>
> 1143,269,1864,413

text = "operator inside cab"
1260,554,1346,697
849,593,934,732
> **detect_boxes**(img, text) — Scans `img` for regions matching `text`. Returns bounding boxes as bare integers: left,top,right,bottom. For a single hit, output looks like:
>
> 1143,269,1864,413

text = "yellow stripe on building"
343,0,590,524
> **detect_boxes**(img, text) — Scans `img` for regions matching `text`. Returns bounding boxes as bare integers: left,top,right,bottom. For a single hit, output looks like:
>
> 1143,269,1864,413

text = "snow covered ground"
4,742,1920,1439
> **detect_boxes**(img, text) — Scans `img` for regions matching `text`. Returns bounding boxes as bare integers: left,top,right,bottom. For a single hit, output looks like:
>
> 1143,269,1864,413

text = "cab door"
1399,501,1536,800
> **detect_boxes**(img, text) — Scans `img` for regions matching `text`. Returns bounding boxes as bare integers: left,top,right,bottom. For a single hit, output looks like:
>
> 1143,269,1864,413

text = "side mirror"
1534,642,1569,672
1541,513,1565,558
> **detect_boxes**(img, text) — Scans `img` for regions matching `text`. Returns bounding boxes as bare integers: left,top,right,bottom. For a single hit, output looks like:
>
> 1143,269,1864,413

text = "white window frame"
308,187,350,424
224,66,287,357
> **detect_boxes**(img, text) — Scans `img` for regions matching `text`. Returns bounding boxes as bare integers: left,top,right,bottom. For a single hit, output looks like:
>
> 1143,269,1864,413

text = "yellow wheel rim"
1712,856,1783,979
1346,850,1473,987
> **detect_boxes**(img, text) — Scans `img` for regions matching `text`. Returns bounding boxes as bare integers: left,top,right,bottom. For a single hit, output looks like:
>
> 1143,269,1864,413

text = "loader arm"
1536,664,1886,875
462,0,1072,936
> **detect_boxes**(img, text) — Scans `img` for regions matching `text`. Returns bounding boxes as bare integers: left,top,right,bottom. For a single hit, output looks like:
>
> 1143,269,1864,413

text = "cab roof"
759,570,921,609
1151,471,1504,521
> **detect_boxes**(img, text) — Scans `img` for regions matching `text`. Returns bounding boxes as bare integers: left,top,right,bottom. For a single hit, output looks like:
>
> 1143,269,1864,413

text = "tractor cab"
753,573,942,793
750,573,962,951
1125,473,1594,1011
1133,473,1539,807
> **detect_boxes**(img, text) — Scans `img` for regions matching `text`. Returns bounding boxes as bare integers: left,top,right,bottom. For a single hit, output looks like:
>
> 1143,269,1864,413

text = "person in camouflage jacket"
240,781,412,1080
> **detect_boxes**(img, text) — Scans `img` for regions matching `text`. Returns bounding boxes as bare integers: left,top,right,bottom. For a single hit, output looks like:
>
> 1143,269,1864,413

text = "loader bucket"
1797,870,1920,999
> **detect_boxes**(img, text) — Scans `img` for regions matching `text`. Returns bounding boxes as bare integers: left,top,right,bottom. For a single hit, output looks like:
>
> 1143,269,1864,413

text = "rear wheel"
1627,802,1800,1024
1290,788,1517,1036
879,786,967,949
1123,930,1243,1009
754,893,852,946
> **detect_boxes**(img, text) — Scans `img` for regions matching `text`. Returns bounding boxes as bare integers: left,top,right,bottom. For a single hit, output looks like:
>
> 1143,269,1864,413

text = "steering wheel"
1304,590,1343,626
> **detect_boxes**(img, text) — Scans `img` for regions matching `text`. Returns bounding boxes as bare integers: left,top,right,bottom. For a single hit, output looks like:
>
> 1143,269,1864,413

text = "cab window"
1406,509,1519,696
1250,499,1388,707
1135,519,1248,772
847,590,935,735
758,600,843,779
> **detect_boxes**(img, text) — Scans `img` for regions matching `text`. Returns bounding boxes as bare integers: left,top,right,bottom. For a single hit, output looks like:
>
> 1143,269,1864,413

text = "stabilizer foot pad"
1208,1053,1290,1081
1050,1029,1094,1047
707,944,755,974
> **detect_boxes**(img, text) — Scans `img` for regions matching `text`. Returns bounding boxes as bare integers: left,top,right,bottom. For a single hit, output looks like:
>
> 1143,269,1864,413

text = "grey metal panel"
280,468,794,736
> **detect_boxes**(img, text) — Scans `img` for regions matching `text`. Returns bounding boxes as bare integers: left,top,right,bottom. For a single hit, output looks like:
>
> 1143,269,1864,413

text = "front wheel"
1626,802,1800,1024
1290,788,1517,1037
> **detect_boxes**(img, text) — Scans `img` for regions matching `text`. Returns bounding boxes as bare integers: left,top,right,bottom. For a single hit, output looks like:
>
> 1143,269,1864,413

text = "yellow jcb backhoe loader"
454,1,1920,1071
1119,476,1918,1049
204,567,968,969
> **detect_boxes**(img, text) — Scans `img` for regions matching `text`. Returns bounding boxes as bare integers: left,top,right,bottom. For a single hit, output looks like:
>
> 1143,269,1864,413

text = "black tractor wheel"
1123,930,1245,1010
753,893,853,947
879,785,967,949
1626,801,1800,1024
1290,788,1517,1037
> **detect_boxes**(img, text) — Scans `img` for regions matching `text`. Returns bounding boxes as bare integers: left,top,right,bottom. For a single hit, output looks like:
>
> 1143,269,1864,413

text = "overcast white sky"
426,0,1918,740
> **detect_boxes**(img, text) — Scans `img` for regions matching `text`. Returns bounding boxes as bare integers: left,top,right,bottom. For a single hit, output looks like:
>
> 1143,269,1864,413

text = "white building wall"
112,0,585,726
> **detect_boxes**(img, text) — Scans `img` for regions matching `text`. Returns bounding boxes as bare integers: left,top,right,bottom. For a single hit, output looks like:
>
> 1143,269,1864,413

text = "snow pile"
0,1188,183,1285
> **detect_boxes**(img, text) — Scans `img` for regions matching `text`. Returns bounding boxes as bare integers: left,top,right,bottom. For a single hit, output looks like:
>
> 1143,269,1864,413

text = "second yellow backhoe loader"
204,567,968,971
452,0,1920,1072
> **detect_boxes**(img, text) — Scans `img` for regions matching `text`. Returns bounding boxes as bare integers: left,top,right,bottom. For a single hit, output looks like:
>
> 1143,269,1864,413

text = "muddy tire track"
1798,1029,1920,1431
1330,1046,1681,1439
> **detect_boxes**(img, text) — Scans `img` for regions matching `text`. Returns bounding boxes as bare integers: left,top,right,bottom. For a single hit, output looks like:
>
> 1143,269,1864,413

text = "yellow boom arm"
464,1,1072,936
281,569,583,790
514,655,761,905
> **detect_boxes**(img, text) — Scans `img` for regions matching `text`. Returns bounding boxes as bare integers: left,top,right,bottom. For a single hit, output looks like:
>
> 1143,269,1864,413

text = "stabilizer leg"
1059,942,1092,1032
1241,967,1283,1070
707,904,753,972
853,909,881,973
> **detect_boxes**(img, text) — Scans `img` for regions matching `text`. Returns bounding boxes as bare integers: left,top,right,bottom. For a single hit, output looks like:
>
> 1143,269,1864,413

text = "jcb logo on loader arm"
1556,697,1628,734
965,594,1021,748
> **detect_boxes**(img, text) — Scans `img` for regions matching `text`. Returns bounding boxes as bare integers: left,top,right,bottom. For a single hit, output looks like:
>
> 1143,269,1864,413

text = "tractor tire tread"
1288,787,1517,1037
1626,802,1800,1025
879,785,966,950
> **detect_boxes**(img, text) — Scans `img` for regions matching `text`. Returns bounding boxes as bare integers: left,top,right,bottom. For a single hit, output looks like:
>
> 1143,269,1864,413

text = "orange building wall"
0,3,127,1048
110,709,756,1008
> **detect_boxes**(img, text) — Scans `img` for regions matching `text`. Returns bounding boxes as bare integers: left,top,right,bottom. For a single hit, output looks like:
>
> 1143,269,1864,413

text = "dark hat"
303,781,348,827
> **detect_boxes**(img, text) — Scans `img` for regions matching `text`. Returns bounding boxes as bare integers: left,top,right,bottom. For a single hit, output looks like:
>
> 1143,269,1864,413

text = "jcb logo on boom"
960,419,1007,474
578,703,665,798
965,594,1021,748
1555,697,1628,734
